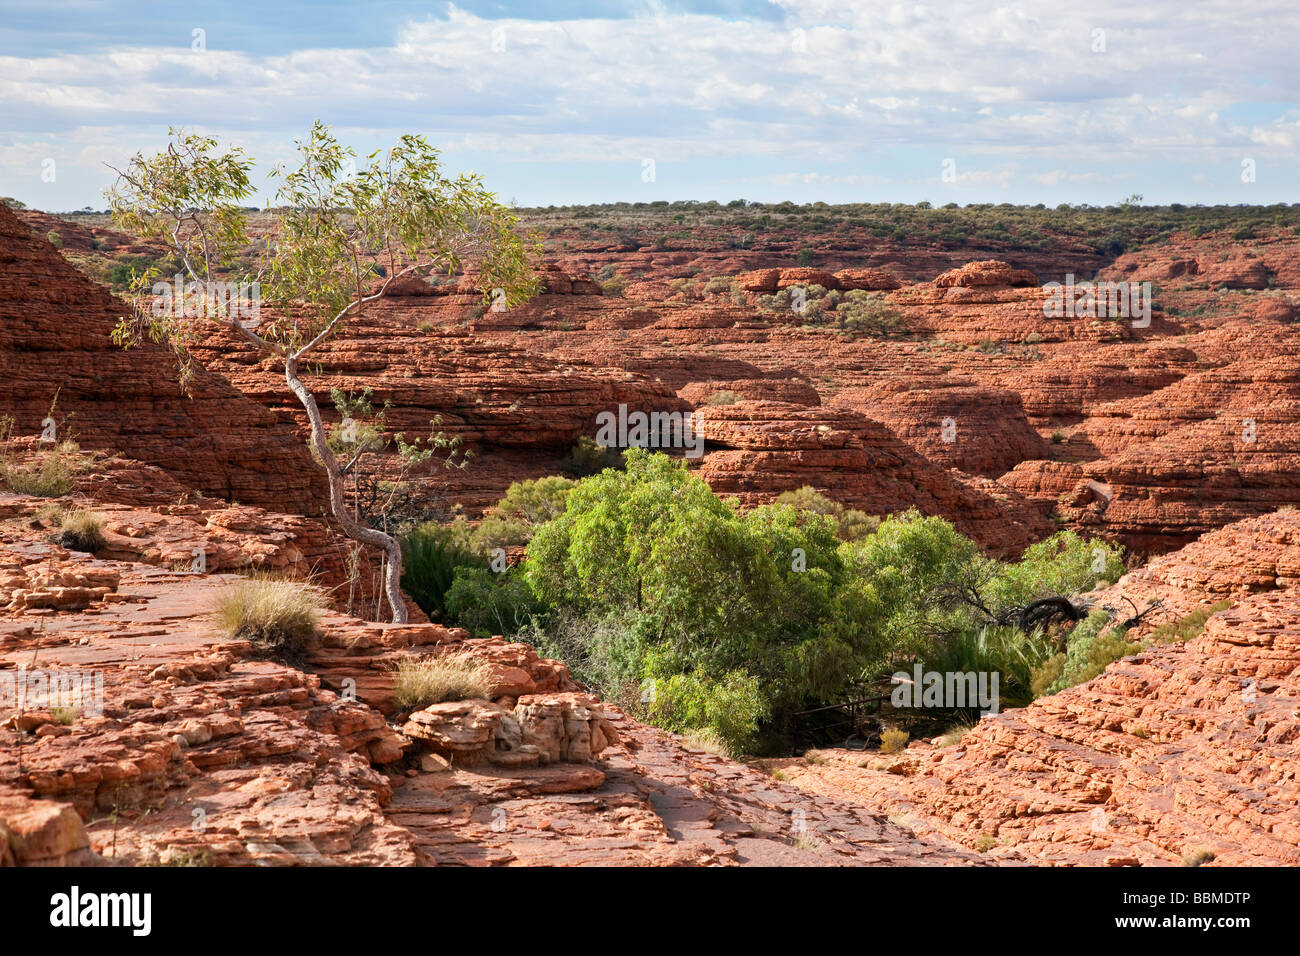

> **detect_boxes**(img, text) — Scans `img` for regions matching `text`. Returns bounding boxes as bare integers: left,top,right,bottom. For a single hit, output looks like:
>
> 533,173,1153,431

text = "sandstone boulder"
834,268,903,291
777,268,839,290
402,692,617,767
934,259,1038,288
736,268,780,293
514,692,620,763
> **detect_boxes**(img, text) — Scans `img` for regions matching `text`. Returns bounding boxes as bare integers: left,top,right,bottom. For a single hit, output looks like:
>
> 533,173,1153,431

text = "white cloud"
2,1,1298,204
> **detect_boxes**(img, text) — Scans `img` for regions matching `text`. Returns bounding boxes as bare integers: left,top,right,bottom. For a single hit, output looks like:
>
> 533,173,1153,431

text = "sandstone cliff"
0,206,325,515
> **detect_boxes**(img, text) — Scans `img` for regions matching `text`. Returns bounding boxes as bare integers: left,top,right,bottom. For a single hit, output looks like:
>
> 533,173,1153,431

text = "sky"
1,0,1298,210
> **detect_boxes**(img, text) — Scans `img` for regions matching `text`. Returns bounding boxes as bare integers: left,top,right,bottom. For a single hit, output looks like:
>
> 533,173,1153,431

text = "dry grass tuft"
681,728,734,758
212,576,324,661
1,453,77,497
391,651,495,711
935,721,976,748
56,508,106,552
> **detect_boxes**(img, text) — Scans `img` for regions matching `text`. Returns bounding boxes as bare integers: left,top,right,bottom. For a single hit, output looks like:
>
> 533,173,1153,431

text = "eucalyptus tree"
107,122,538,622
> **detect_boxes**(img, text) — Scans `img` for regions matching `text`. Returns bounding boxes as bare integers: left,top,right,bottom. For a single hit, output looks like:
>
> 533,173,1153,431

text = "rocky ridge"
772,509,1300,865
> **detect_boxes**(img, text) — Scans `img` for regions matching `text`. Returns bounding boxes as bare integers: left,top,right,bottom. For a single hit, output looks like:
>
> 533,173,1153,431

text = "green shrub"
703,389,742,406
400,523,477,621
1047,610,1134,693
773,485,841,516
935,720,975,747
107,255,158,290
1030,653,1065,698
465,476,577,553
46,230,63,249
646,668,768,755
524,450,885,748
50,705,80,725
1,454,77,497
444,566,542,638
986,530,1125,611
833,290,902,336
1147,600,1232,644
467,515,532,553
493,475,576,525
680,728,733,757
834,509,881,542
919,625,1056,711
841,510,981,663
518,611,649,712
515,452,1127,749
772,486,880,542
558,435,623,477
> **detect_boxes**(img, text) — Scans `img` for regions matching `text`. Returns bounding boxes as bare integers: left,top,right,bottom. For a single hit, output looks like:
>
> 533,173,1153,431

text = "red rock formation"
934,259,1038,288
834,268,903,291
0,205,326,515
828,381,1048,477
693,401,1054,556
889,281,1175,346
986,343,1199,429
775,268,840,290
186,307,689,514
0,481,980,867
736,268,780,293
1092,509,1300,633
15,209,157,257
736,267,901,294
11,204,1300,867
678,377,821,407
774,509,1300,866
1107,230,1300,301
997,347,1300,553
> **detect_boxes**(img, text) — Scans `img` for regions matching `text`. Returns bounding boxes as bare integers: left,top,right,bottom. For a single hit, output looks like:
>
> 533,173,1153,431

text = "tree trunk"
284,356,408,623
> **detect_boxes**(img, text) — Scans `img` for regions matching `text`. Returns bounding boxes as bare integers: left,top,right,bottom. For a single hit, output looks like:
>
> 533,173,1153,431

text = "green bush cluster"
832,290,903,336
772,486,881,542
402,451,1127,753
515,200,1300,261
1035,610,1133,695
399,523,478,622
558,435,623,477
445,566,541,638
756,286,902,337
1030,599,1235,699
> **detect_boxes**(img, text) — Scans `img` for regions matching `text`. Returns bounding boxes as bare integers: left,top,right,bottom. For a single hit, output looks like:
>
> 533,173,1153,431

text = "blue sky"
2,1,1297,210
